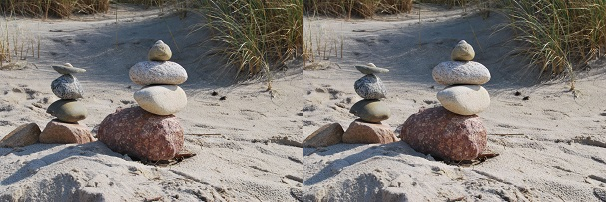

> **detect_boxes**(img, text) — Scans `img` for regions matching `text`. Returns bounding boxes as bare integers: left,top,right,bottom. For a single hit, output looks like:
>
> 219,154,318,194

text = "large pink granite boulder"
400,107,486,161
97,107,183,161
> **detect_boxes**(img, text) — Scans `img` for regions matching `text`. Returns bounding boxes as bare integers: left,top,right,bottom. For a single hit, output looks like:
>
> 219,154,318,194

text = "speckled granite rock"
129,61,187,86
304,123,344,148
400,107,487,161
39,120,95,144
354,74,387,99
342,119,397,144
97,106,184,161
51,74,83,99
432,61,490,85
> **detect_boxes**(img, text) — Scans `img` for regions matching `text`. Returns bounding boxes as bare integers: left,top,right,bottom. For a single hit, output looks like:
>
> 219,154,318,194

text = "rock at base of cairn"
304,123,344,148
0,123,41,148
39,120,95,144
342,119,397,144
400,107,486,161
97,106,184,161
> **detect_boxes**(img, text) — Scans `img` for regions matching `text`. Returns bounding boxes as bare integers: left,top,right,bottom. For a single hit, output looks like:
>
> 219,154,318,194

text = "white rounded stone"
432,61,490,85
451,40,475,61
437,85,490,115
129,61,188,86
134,85,187,115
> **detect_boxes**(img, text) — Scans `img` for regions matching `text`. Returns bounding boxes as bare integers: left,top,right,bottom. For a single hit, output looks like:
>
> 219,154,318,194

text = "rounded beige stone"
134,85,187,115
451,40,475,61
437,85,490,115
148,40,172,61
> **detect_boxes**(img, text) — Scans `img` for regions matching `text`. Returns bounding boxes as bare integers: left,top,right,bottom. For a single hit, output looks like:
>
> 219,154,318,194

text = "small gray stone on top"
355,63,389,75
148,40,172,61
451,40,475,61
52,63,86,75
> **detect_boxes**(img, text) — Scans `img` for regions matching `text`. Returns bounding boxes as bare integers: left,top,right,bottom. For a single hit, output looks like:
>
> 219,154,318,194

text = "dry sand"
302,4,606,202
0,3,605,202
0,4,303,201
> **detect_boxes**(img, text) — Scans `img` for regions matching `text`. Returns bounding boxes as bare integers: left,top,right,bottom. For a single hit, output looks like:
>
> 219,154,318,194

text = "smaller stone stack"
97,40,187,161
40,63,95,144
342,63,397,144
400,40,491,161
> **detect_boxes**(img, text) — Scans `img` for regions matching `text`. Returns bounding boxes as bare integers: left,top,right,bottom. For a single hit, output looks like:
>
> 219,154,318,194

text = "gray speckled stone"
51,74,83,99
349,99,390,123
432,61,490,85
354,74,386,99
52,63,86,75
437,85,490,115
355,63,389,75
129,61,188,86
46,99,87,123
148,40,172,61
451,40,475,61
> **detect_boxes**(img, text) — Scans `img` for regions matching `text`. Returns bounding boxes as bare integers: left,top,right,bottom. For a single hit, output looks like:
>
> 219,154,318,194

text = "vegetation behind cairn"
304,0,413,18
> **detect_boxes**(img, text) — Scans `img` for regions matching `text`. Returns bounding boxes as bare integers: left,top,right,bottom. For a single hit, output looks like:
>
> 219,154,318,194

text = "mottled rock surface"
97,107,184,161
354,74,387,99
437,85,490,115
148,40,172,61
349,99,390,123
129,61,187,86
342,119,397,144
46,99,87,123
51,74,84,99
39,120,95,144
0,123,41,147
133,85,187,115
451,40,475,61
432,61,490,85
400,107,487,161
304,123,344,147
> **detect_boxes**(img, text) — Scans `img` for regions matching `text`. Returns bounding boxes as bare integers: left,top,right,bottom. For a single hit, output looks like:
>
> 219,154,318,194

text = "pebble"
451,40,475,61
134,85,187,115
148,40,172,61
349,99,390,123
51,74,84,99
52,63,86,75
354,74,387,99
355,63,389,75
129,61,188,86
436,85,490,115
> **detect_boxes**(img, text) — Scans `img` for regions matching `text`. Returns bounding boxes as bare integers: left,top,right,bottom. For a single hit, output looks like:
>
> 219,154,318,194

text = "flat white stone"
134,85,187,115
432,61,490,85
437,85,490,115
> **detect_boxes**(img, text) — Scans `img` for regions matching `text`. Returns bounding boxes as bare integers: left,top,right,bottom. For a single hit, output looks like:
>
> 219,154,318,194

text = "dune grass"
199,0,303,82
505,0,606,89
0,0,110,18
304,0,413,18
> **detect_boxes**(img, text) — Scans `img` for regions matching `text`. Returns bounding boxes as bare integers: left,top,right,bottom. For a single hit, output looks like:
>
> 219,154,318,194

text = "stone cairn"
39,63,95,144
97,40,187,161
400,40,490,161
341,63,398,144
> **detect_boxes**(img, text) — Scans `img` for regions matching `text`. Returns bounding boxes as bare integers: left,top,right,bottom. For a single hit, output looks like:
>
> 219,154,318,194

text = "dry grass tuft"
304,0,413,18
0,0,110,18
